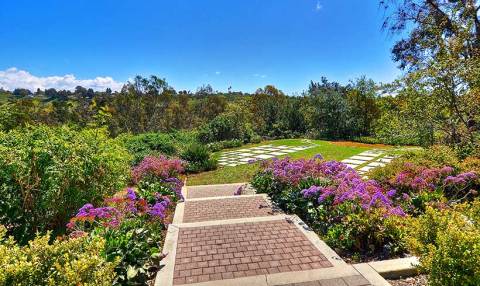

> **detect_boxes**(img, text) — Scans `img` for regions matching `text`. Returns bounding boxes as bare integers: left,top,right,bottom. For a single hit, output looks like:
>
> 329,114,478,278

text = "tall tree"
382,0,480,149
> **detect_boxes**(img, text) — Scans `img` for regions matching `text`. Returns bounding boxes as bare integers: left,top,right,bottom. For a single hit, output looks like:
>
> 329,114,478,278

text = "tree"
346,77,380,136
381,0,480,152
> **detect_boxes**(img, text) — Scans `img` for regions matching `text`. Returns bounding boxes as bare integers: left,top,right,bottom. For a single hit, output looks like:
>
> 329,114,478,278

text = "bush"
120,132,177,165
407,202,480,286
131,155,184,185
197,112,257,144
0,225,117,286
0,125,131,243
180,143,218,173
369,147,478,214
206,139,243,152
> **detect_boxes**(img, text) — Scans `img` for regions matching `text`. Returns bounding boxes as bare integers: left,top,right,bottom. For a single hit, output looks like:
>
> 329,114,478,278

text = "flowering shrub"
372,162,478,214
0,225,117,286
131,155,184,184
251,156,407,259
67,187,176,286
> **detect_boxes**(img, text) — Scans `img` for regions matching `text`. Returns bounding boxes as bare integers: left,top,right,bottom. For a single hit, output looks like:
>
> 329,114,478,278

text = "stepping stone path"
156,183,392,286
341,150,397,176
218,144,314,167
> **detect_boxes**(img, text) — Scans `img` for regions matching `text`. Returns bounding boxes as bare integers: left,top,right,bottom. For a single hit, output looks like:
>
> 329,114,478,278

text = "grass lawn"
187,138,391,186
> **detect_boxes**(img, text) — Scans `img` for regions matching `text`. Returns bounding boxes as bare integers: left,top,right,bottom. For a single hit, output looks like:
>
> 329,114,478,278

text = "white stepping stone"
226,163,238,167
342,159,367,165
383,156,395,159
367,162,385,167
379,158,393,163
252,150,266,154
291,147,307,151
219,162,228,165
238,153,254,156
345,164,358,168
350,155,375,161
357,153,380,158
282,149,296,153
239,157,257,162
270,152,287,156
359,166,374,172
275,146,290,149
255,154,274,159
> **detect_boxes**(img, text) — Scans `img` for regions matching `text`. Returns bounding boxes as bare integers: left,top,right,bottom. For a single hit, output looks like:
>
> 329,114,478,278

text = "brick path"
182,196,279,223
156,183,392,286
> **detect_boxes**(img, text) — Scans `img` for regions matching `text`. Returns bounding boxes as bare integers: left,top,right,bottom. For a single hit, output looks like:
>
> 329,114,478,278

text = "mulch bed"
329,141,390,148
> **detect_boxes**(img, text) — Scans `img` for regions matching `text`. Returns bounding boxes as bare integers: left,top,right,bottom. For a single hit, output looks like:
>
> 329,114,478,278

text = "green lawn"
187,139,389,186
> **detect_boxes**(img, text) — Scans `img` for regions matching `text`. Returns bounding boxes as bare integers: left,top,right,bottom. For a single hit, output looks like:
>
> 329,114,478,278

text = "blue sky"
0,0,401,94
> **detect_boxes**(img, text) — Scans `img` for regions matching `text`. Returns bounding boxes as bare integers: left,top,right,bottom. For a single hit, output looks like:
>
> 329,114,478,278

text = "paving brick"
182,196,279,222
319,278,348,286
186,183,246,199
342,275,371,286
173,219,332,284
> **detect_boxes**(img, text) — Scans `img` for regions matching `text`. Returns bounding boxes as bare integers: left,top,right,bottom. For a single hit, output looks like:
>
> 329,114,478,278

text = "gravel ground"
387,275,428,286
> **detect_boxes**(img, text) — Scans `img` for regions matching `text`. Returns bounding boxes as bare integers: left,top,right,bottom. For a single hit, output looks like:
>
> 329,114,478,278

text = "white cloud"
315,1,323,11
215,71,221,75
0,67,124,92
253,73,267,78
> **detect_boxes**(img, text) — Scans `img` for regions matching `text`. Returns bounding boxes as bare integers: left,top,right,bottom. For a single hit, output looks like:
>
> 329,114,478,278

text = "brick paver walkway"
183,196,279,223
173,220,331,284
186,183,252,199
156,183,392,286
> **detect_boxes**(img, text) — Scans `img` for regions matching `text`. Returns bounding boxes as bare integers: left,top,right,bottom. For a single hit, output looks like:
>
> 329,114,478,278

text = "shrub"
407,202,480,286
180,143,218,173
131,155,184,184
461,156,480,181
0,125,131,243
120,132,177,165
370,159,478,214
0,225,117,286
197,112,257,144
206,139,243,152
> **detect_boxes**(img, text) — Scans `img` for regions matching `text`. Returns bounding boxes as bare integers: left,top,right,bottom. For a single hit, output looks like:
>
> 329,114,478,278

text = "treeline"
0,68,479,157
0,76,382,139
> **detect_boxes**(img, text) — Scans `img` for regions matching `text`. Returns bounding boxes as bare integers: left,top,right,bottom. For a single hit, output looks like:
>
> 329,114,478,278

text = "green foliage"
100,219,165,285
369,145,460,184
197,110,256,144
120,132,177,165
181,143,217,173
206,139,243,152
0,125,131,243
0,225,117,286
324,207,407,258
407,202,480,286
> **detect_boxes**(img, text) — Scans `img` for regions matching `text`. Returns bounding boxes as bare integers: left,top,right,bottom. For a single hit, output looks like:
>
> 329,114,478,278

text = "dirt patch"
329,141,390,148
388,275,428,286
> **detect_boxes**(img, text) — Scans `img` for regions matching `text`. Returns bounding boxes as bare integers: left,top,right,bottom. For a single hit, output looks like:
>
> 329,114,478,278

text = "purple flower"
126,188,137,201
301,185,322,198
149,202,167,218
314,154,324,160
387,189,397,197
